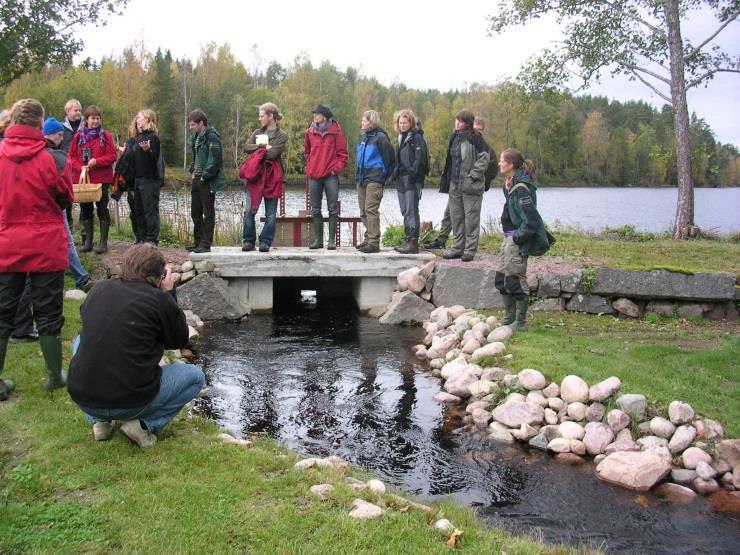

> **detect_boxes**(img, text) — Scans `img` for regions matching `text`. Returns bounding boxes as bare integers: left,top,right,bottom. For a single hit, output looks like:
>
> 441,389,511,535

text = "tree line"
3,42,738,187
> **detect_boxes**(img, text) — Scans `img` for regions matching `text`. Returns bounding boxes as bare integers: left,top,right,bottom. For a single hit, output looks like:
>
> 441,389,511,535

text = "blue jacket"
356,128,395,186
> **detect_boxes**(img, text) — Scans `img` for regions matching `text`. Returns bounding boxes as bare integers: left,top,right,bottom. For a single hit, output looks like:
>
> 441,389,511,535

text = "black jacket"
67,279,189,409
394,129,428,183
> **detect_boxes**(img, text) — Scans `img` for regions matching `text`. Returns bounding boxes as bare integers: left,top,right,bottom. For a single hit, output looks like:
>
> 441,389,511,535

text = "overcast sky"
78,0,740,146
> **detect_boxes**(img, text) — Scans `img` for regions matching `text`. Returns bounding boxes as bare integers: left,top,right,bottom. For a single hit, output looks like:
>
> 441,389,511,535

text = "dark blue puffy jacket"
356,128,395,186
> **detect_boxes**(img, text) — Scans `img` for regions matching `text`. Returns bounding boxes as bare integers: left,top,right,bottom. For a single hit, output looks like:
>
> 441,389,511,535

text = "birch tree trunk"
665,0,695,239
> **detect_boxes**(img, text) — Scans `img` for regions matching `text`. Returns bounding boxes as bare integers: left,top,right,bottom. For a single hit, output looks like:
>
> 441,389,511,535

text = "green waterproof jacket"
439,131,490,195
188,127,227,192
504,168,550,257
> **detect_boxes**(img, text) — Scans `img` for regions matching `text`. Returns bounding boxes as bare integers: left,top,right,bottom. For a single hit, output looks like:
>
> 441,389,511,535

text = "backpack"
416,133,430,178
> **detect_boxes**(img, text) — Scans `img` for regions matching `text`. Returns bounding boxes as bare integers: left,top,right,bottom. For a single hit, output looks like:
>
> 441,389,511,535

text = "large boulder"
595,451,671,491
379,291,434,325
668,425,697,453
561,375,589,403
566,294,616,315
396,266,427,294
715,439,740,469
583,423,614,455
616,394,647,421
492,401,545,428
668,401,695,425
589,377,621,402
538,272,561,298
518,369,547,391
431,264,505,309
176,273,250,321
591,268,736,302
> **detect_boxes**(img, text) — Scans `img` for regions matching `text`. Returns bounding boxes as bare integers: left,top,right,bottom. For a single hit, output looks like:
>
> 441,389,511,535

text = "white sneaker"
120,420,157,448
92,421,113,441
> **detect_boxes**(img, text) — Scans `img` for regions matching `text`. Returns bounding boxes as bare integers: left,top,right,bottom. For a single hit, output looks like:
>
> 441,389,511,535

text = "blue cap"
43,117,64,136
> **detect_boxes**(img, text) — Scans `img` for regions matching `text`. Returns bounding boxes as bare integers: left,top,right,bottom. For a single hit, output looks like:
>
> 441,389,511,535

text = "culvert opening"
273,277,355,311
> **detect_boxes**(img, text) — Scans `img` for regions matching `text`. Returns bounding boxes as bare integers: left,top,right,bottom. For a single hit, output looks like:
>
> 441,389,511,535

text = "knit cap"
43,117,64,136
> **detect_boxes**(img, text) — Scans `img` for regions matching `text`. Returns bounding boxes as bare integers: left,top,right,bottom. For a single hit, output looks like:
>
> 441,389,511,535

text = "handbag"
73,166,103,203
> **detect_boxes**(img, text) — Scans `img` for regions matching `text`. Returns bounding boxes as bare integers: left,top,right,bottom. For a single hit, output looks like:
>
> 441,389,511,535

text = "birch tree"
489,0,740,239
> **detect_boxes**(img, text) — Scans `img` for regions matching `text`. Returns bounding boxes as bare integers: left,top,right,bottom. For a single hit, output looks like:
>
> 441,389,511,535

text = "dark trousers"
0,272,65,338
191,176,216,247
134,177,161,244
80,184,111,222
12,277,35,337
127,190,142,242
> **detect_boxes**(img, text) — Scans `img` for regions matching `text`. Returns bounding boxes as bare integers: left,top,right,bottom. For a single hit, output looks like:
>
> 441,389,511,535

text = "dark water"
196,304,739,554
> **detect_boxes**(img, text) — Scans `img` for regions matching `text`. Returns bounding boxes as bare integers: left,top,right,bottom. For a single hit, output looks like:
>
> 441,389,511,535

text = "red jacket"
0,125,73,272
239,147,284,213
68,128,117,184
304,120,348,180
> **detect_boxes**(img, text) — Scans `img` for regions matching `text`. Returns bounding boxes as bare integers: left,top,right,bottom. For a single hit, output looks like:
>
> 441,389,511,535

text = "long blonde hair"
129,109,158,137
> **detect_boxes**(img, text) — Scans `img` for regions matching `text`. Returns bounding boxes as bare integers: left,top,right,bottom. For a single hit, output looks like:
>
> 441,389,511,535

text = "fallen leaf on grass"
446,529,463,547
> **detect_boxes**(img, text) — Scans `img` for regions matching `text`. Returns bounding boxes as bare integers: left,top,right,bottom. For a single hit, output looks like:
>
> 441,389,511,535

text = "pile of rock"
413,305,739,497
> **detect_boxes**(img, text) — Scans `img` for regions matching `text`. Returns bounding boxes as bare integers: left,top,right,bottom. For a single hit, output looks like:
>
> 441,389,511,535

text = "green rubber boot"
309,216,323,249
39,335,65,391
327,215,338,250
510,297,530,332
500,294,516,326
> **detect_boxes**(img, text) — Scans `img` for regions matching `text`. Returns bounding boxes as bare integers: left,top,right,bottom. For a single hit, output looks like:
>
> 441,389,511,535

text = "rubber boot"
309,216,323,249
394,237,409,253
397,238,419,254
327,215,337,250
39,335,65,391
94,218,109,254
511,297,529,332
80,219,94,253
0,337,13,401
500,294,516,325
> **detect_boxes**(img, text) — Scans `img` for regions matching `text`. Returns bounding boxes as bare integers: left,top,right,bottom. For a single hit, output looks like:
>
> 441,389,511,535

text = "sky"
77,0,740,146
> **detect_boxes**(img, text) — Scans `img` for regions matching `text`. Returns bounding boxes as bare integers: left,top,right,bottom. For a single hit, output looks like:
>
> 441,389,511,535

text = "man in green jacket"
187,109,226,253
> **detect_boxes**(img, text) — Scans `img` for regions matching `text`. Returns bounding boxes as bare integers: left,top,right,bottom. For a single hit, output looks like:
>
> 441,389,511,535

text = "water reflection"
197,305,740,554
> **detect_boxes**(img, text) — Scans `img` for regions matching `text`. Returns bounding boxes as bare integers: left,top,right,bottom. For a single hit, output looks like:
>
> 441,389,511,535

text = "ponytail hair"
501,147,536,177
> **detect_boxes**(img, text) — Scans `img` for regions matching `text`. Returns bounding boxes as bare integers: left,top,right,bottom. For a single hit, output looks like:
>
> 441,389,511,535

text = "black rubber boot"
39,335,65,391
309,216,323,249
94,218,109,254
397,238,419,254
80,219,94,252
511,297,530,332
500,294,516,325
0,337,13,401
327,216,337,250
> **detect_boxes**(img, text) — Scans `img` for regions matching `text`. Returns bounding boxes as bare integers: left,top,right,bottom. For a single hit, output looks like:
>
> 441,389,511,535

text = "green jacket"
504,169,549,256
244,126,288,169
439,131,490,195
188,127,226,192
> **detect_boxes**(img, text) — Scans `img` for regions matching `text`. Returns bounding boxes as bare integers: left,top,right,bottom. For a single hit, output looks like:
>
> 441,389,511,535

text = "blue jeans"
71,336,205,434
308,174,339,217
242,189,278,246
63,213,90,288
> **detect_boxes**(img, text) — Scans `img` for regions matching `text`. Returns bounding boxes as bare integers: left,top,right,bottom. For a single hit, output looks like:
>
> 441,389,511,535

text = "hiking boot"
355,241,368,251
241,242,255,252
327,215,337,250
185,244,199,252
258,243,270,252
40,335,65,391
424,237,446,249
461,252,475,262
442,250,462,259
397,238,419,254
192,244,211,253
92,421,113,441
94,218,109,254
358,243,379,253
10,331,39,343
500,294,516,325
511,297,530,332
394,238,409,253
309,216,323,249
120,420,157,448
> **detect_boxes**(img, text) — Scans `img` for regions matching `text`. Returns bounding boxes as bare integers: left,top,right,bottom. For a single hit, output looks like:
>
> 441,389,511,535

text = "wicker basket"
73,167,102,204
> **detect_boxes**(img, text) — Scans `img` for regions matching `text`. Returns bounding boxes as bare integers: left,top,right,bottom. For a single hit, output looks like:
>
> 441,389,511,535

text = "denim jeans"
71,336,205,434
242,189,278,246
63,214,90,288
308,174,339,217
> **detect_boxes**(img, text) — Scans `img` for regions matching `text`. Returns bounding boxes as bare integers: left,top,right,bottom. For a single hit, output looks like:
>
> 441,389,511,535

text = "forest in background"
3,41,739,187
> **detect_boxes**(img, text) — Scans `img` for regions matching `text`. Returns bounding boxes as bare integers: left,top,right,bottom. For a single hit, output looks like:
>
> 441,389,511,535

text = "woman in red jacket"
304,104,348,250
68,105,117,254
0,98,74,400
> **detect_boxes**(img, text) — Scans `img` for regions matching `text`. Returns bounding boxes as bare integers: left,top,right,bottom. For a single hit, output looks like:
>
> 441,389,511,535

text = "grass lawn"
0,279,576,555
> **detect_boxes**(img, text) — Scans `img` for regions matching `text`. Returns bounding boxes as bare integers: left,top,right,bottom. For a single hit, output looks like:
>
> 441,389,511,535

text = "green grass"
499,311,740,437
477,229,740,275
0,278,576,554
